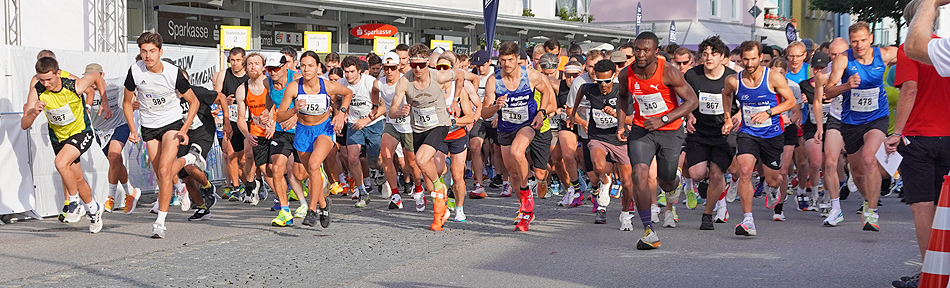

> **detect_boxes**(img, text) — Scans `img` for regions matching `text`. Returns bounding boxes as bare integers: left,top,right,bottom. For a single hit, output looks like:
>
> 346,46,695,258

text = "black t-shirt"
581,83,623,146
180,85,217,138
683,65,736,137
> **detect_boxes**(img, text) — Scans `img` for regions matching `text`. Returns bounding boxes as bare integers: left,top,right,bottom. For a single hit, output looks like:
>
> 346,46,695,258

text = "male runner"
482,41,554,232
799,52,832,215
212,47,249,199
22,57,105,233
235,53,285,219
683,36,736,230
467,50,492,199
262,52,303,223
550,61,582,206
435,52,479,222
819,38,852,223
339,56,385,208
824,22,898,230
719,41,796,237
616,32,698,248
123,32,200,239
563,50,606,207
378,52,421,209
765,57,803,221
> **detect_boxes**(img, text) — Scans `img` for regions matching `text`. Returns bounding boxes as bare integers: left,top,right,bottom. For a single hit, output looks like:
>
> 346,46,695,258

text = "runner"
234,53,283,220
21,57,105,233
682,36,737,230
388,43,464,231
824,22,898,231
764,57,804,221
573,59,633,226
819,38,851,224
799,52,832,216
467,50,492,199
338,55,385,208
212,47,249,200
263,52,303,225
564,50,607,208
377,52,421,210
481,41,554,232
395,44,411,74
551,61,583,207
277,50,353,228
528,53,558,200
616,32,697,248
81,63,141,214
122,32,200,238
435,51,479,222
719,40,796,237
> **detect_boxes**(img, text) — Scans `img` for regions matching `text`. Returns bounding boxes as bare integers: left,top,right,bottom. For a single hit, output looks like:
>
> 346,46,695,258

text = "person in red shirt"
886,2,950,286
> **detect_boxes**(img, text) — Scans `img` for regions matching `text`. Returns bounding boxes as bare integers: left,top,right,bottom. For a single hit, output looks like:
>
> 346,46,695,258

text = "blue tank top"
494,66,537,133
841,47,888,125
737,67,784,138
295,77,331,119
268,70,296,133
787,63,809,125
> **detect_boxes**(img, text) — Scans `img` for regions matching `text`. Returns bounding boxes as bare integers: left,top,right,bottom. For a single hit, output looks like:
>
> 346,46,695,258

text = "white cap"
382,51,400,66
590,43,615,52
265,53,286,67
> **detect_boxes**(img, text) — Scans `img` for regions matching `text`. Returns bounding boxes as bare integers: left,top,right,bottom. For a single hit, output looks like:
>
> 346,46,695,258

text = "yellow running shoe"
271,209,294,227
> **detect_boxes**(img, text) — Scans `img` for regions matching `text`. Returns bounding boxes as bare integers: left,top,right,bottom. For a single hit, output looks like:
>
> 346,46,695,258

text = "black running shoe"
700,214,715,230
188,208,211,221
320,198,331,228
594,209,607,224
302,209,317,226
840,185,851,200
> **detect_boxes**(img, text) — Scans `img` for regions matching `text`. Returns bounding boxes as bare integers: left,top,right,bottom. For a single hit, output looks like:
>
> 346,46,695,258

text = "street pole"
752,0,757,41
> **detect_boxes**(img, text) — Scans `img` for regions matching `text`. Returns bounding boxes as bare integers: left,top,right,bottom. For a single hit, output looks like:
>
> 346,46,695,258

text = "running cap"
471,50,490,66
84,63,104,75
265,53,287,67
382,51,400,66
609,50,626,63
810,51,830,68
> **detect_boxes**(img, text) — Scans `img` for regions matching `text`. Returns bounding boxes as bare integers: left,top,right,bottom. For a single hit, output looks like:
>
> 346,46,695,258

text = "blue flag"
669,20,676,44
636,2,642,35
484,0,499,55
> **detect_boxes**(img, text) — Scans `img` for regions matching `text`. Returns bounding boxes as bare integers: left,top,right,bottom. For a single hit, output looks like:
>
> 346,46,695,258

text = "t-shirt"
926,37,950,77
895,44,950,136
683,65,736,137
36,78,91,143
581,83,623,145
568,72,592,138
339,74,381,125
124,60,191,129
87,77,127,132
180,85,217,138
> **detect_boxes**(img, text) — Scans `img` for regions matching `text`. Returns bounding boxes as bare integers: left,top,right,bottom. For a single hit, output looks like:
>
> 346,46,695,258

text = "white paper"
876,143,902,178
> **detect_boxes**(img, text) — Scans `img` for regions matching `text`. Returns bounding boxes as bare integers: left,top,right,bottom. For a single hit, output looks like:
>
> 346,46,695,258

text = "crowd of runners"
19,2,950,285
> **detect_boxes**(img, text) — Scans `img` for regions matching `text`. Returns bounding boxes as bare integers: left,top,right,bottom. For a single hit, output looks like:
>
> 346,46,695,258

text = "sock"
796,186,805,195
456,206,463,213
434,181,446,193
298,191,308,206
109,184,118,198
281,205,290,213
201,181,212,189
84,200,99,214
245,180,257,192
124,181,135,196
357,185,366,194
391,188,399,196
197,204,206,209
181,153,197,166
831,198,841,210
684,178,693,191
415,184,423,193
571,180,580,189
68,194,80,203
156,211,167,225
774,203,784,214
743,212,754,222
638,209,653,230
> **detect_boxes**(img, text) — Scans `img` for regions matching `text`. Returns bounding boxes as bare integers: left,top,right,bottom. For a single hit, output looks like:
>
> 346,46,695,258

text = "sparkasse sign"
159,17,219,46
350,24,398,39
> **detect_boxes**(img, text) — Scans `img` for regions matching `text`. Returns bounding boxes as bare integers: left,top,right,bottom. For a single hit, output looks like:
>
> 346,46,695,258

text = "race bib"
501,106,530,124
297,94,329,116
742,105,772,128
95,128,114,145
850,88,880,112
413,106,439,128
698,92,724,115
351,101,372,119
145,91,177,110
635,92,669,116
391,114,411,127
46,105,76,126
228,104,239,122
591,108,618,129
812,103,832,124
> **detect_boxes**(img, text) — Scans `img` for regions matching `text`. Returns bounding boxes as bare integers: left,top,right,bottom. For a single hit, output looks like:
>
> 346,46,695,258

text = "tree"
523,9,535,17
556,7,594,22
810,0,910,45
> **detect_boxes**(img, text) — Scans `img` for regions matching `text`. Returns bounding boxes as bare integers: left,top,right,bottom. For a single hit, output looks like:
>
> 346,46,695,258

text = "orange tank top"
245,83,270,137
627,58,683,131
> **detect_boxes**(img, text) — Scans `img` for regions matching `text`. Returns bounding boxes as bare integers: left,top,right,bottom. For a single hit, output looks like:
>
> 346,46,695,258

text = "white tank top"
339,75,382,125
379,75,411,133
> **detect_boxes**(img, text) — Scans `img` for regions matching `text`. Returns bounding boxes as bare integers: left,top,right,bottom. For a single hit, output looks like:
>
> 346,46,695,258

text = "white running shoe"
663,210,676,228
772,212,786,221
726,179,738,202
557,189,574,207
382,181,392,198
735,218,757,236
88,203,103,233
715,203,729,223
389,194,404,209
619,212,633,231
823,209,844,226
651,204,660,223
151,222,166,239
454,209,466,222
413,192,426,212
150,201,160,214
179,190,191,212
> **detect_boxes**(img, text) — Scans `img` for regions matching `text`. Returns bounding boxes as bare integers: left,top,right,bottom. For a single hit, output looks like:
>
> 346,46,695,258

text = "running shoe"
221,186,233,199
636,228,661,250
514,211,533,231
657,192,667,208
863,213,880,231
389,194,403,209
149,201,159,214
302,209,317,226
329,182,344,195
765,187,779,209
620,212,633,231
319,198,331,228
772,212,786,221
796,194,810,211
735,218,756,236
188,208,211,221
229,186,243,201
557,188,575,207
288,189,299,201
500,182,512,197
61,201,85,223
490,175,503,188
726,179,738,202
124,188,141,214
594,209,607,224
469,185,487,199
455,209,466,222
700,214,715,230
294,205,308,218
892,273,920,288
651,204,660,223
151,223,166,239
550,180,561,196
753,179,764,198
823,209,844,226
715,204,729,223
857,201,869,215
188,145,207,171
414,191,426,212
355,191,369,208
686,189,698,210
527,178,538,198
663,210,676,228
610,180,621,199
570,191,585,207
179,192,191,212
818,200,831,217
271,209,294,227
104,196,115,213
201,185,217,210
249,193,260,206
447,198,456,212
57,202,68,223
807,197,819,212
270,198,280,211
170,195,181,207
431,184,448,231
88,204,103,233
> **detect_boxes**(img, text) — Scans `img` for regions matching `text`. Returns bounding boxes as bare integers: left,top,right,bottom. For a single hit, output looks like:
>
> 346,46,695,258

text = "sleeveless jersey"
736,67,784,138
295,77,332,119
406,69,452,133
627,58,683,130
340,75,381,125
223,68,249,123
533,89,551,132
244,81,270,138
37,78,91,143
841,47,889,125
268,70,296,133
495,66,536,133
380,75,411,133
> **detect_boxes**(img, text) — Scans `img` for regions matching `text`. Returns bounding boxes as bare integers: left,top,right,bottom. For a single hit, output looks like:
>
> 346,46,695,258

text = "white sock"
456,206,463,213
84,200,99,214
68,194,80,203
181,153,197,166
743,212,754,220
831,198,841,210
109,184,118,198
124,182,135,196
156,211,167,225
684,178,693,191
796,186,805,195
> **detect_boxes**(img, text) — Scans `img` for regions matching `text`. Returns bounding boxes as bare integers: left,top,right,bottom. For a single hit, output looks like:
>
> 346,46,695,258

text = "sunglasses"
675,61,690,65
265,64,284,73
565,73,580,78
595,78,613,84
409,62,428,69
384,65,399,71
436,63,453,70
626,55,634,59
614,62,626,68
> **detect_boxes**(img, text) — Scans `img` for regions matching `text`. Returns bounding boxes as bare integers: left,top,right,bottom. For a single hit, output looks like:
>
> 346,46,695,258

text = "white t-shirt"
339,75,382,125
125,60,190,129
88,77,128,131
928,38,950,77
568,72,593,138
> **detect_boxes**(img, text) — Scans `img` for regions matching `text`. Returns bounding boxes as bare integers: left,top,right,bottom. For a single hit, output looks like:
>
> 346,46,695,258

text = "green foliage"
556,7,595,22
523,9,536,17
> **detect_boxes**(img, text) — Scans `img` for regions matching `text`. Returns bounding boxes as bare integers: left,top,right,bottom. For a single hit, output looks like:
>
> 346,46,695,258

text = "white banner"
126,43,220,90
0,114,36,215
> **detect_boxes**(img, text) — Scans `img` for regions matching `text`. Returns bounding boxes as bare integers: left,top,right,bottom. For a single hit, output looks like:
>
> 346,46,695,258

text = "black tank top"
222,68,249,97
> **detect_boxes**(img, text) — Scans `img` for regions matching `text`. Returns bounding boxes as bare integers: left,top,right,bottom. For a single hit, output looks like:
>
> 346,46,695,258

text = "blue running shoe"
753,180,764,198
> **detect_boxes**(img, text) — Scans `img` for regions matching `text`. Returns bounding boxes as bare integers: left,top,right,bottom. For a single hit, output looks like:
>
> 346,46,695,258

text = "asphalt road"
0,183,922,288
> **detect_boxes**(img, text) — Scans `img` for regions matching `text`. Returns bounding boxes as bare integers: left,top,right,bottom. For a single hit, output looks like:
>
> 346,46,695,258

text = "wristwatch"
661,115,670,124
766,109,773,116
340,107,348,114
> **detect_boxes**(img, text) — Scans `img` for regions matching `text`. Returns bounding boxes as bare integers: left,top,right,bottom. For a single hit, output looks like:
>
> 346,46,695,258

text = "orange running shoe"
515,211,533,231
329,182,344,195
431,183,448,231
104,196,115,212
123,187,141,214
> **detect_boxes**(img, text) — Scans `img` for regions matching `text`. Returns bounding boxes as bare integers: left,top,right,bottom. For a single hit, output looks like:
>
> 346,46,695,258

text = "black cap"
810,51,830,68
520,49,529,60
471,50,490,66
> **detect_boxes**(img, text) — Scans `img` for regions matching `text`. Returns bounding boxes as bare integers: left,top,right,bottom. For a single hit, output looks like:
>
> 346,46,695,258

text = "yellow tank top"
534,89,550,132
38,78,91,142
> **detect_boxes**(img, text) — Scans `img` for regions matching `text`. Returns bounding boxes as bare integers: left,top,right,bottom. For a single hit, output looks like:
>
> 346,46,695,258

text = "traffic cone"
919,175,950,288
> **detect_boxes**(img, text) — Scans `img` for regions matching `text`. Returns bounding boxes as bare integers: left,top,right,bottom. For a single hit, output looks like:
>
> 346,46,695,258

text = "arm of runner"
276,79,300,123
370,79,385,121
571,83,588,133
528,69,553,129
212,70,225,93
73,72,102,102
658,62,699,126
616,69,630,142
179,89,199,145
905,0,949,65
93,75,107,117
455,86,476,126
20,84,42,130
234,84,256,146
823,54,857,99
812,73,826,143
464,80,482,122
751,70,796,124
216,90,232,138
388,78,408,120
123,88,139,143
481,76,501,119
330,80,354,133
721,75,738,135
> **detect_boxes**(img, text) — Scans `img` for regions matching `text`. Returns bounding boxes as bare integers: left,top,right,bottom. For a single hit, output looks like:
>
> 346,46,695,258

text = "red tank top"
245,83,270,137
627,57,682,131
